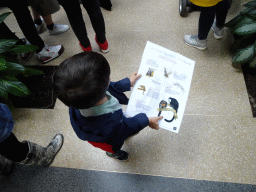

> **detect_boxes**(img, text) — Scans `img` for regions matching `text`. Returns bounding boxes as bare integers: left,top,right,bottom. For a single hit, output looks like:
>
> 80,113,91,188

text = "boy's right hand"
148,116,163,130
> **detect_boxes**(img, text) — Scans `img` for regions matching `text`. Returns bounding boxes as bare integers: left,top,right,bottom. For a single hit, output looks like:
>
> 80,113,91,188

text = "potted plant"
225,0,256,68
0,12,43,109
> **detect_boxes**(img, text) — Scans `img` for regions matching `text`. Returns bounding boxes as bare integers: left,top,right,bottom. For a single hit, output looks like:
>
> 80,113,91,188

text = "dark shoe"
106,150,129,161
0,155,14,176
20,38,34,61
19,134,64,166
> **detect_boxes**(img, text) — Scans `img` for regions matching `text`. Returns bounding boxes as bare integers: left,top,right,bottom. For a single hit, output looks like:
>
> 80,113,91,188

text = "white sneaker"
48,24,70,35
34,17,45,34
184,35,207,50
211,20,224,40
37,44,64,64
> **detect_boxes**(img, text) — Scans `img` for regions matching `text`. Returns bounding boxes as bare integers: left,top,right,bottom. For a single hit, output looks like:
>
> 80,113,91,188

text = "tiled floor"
2,0,256,185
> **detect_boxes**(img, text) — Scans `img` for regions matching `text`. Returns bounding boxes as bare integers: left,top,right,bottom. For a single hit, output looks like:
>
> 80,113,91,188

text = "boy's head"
53,51,110,109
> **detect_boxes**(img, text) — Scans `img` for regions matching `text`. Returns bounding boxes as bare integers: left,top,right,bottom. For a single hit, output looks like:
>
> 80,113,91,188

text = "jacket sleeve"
107,111,149,153
0,103,14,143
109,77,131,92
108,78,131,105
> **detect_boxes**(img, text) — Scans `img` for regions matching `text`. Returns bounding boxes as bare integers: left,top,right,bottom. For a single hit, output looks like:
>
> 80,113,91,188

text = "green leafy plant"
0,12,43,108
225,0,256,68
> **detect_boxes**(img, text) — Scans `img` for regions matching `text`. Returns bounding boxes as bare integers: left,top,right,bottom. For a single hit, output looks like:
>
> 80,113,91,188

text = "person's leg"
183,5,215,50
0,132,64,166
31,7,70,35
7,0,65,63
0,22,34,60
81,0,106,43
32,8,42,21
58,0,91,48
0,22,22,43
99,0,112,11
210,0,232,39
0,133,28,162
7,0,45,53
81,0,109,52
215,0,232,29
198,6,216,40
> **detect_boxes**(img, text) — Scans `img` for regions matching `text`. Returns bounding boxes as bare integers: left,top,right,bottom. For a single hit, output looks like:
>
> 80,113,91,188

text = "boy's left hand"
129,71,141,87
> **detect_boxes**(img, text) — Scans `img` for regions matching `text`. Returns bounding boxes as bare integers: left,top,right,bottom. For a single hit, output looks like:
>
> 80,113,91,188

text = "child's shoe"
183,35,207,50
48,24,70,35
106,150,129,161
79,42,92,52
95,37,109,53
211,20,224,40
37,44,64,64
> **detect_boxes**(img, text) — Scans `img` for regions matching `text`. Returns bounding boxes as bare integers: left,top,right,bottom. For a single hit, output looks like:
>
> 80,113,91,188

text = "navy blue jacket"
69,78,149,152
0,103,14,143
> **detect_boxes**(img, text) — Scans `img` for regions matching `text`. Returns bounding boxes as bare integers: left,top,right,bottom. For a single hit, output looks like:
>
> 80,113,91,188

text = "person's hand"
129,71,141,87
148,116,163,130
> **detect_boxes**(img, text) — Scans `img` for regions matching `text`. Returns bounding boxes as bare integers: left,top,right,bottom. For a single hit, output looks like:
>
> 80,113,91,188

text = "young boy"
53,52,163,161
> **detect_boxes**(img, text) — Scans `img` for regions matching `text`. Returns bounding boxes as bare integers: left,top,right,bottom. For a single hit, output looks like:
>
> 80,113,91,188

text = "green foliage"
0,12,43,109
226,0,256,67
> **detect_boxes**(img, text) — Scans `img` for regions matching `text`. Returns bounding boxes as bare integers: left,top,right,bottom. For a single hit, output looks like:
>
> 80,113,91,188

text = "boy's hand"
148,116,163,130
129,72,141,87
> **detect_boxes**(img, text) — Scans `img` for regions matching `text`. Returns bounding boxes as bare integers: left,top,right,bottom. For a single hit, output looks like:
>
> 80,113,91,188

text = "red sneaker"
79,42,92,52
95,37,109,53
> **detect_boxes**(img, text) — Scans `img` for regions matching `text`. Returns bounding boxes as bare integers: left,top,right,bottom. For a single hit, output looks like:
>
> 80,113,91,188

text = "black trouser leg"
0,133,28,162
198,6,215,40
0,22,25,46
58,0,91,48
7,0,45,52
81,0,106,43
215,0,232,28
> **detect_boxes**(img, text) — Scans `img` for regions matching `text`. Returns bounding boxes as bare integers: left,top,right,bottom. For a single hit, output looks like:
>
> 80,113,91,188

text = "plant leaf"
225,14,243,28
232,33,256,52
0,76,30,97
233,22,256,35
0,54,5,59
229,16,255,33
22,68,44,77
2,61,26,76
246,9,256,19
0,58,7,71
0,12,12,24
232,44,255,64
0,39,18,54
0,86,8,99
243,1,256,8
240,7,254,15
249,57,256,68
9,45,38,54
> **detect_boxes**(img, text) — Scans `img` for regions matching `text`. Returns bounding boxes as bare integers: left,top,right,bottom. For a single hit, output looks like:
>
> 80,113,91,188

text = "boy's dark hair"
53,51,110,109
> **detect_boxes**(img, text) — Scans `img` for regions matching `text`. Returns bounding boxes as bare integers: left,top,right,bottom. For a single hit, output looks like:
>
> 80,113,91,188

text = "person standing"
4,0,65,63
183,0,232,50
58,0,109,53
0,103,64,175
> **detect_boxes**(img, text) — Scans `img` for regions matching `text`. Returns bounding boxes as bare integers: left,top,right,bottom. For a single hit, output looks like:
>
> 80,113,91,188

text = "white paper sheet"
126,41,195,133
